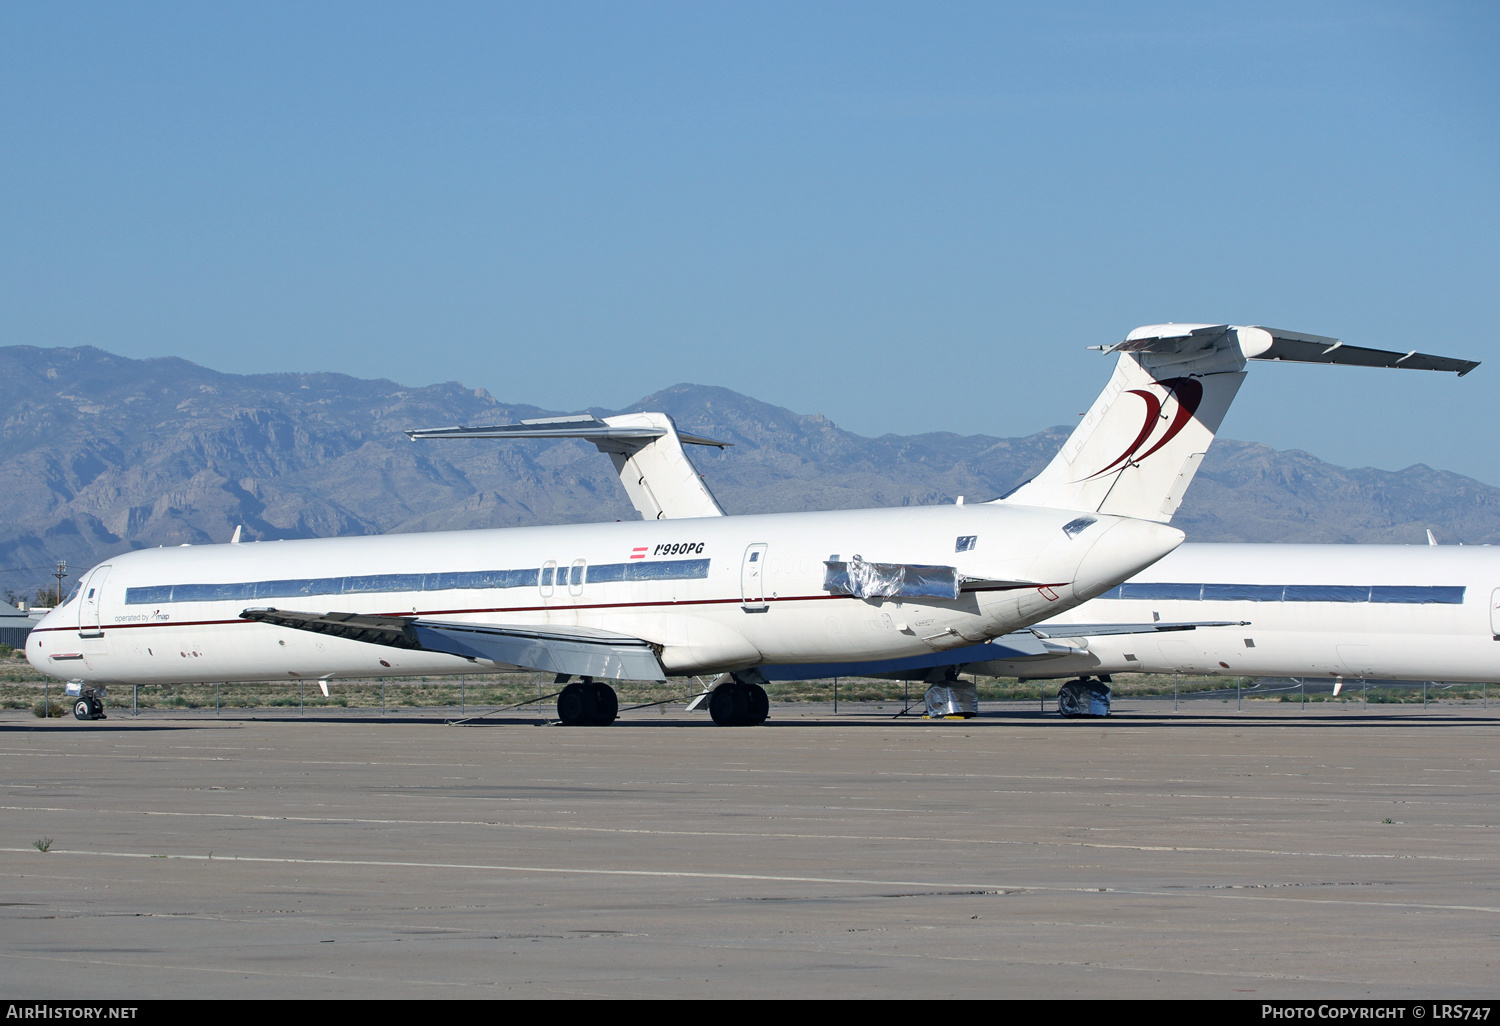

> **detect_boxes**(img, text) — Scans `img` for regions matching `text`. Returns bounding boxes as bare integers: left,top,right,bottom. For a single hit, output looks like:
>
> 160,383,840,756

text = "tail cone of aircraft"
1070,518,1186,601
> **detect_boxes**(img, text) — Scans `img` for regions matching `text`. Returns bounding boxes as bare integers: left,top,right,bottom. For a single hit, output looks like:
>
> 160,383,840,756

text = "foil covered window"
1061,516,1097,538
823,556,961,601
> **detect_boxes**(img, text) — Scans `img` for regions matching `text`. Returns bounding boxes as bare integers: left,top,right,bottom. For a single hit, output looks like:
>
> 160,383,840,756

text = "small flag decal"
630,546,648,560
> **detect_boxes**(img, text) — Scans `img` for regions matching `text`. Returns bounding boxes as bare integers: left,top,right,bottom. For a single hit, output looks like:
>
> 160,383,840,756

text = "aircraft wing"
241,607,667,682
1023,620,1248,639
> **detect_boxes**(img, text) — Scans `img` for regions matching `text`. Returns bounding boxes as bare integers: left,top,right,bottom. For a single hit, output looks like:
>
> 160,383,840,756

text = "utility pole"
51,561,67,605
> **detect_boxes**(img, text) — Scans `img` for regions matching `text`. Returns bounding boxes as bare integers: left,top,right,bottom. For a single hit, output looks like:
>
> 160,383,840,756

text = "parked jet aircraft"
27,324,1476,725
760,541,1500,716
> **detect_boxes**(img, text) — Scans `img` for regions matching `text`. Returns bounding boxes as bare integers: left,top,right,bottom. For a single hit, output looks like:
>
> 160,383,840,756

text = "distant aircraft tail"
408,412,731,520
999,324,1477,523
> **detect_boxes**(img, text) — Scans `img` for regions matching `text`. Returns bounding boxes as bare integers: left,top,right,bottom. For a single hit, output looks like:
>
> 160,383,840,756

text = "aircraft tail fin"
999,324,1477,523
408,412,730,520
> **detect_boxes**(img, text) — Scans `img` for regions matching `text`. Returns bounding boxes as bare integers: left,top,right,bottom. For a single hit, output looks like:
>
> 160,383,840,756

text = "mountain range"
3,344,1498,597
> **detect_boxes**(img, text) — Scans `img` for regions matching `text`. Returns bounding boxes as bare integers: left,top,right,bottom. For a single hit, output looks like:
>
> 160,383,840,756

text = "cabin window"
955,536,977,552
121,558,715,605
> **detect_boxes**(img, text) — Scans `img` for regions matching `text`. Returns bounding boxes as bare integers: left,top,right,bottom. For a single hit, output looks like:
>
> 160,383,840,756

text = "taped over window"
823,556,960,600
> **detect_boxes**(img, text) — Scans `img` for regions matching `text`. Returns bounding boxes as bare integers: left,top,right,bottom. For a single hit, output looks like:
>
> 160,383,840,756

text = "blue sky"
2,2,1497,480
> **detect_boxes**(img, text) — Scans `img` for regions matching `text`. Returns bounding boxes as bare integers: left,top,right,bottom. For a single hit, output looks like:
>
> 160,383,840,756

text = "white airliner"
26,324,1476,725
761,542,1500,716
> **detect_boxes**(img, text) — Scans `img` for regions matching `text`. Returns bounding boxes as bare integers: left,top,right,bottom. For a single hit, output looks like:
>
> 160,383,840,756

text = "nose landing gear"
65,681,108,720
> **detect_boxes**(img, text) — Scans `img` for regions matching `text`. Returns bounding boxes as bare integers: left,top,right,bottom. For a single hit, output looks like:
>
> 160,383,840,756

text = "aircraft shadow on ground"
1,722,209,733
10,706,1492,730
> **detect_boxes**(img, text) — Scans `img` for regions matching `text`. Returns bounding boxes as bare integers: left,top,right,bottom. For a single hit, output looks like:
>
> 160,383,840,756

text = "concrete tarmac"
1,701,1497,999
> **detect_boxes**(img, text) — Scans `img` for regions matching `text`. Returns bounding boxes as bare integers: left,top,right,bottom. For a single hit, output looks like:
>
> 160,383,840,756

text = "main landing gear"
708,672,770,727
1057,676,1111,718
556,677,619,726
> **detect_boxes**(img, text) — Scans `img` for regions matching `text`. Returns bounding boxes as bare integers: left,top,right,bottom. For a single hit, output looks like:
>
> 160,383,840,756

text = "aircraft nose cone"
1072,517,1184,599
24,614,52,675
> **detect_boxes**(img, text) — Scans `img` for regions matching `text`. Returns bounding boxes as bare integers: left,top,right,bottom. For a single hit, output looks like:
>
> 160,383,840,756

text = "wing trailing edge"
241,607,667,682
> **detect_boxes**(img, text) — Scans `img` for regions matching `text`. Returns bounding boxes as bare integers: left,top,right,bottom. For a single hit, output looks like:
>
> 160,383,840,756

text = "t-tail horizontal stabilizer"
407,413,730,520
1000,324,1478,524
241,607,667,682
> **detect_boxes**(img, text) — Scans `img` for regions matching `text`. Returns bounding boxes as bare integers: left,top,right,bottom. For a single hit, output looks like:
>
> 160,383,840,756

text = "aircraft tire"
1057,681,1084,719
89,697,106,719
708,683,745,726
73,698,93,721
591,682,618,726
746,683,769,725
557,682,598,726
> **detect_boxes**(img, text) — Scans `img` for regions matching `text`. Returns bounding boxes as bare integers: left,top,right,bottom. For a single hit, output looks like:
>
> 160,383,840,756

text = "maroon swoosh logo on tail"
1088,389,1161,480
1081,376,1204,481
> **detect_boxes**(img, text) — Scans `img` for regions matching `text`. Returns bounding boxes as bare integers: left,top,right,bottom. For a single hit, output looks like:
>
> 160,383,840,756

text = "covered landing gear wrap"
1057,676,1111,718
65,681,107,721
708,670,770,727
556,677,619,726
922,664,978,719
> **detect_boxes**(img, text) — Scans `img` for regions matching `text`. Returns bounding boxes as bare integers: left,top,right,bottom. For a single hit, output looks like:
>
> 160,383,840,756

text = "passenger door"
76,564,111,655
741,544,768,612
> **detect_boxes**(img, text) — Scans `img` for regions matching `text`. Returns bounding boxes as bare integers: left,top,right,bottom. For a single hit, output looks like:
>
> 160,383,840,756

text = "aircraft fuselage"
27,502,1181,685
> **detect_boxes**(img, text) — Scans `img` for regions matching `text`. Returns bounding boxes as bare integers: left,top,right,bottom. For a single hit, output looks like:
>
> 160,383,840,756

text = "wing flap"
241,608,667,681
